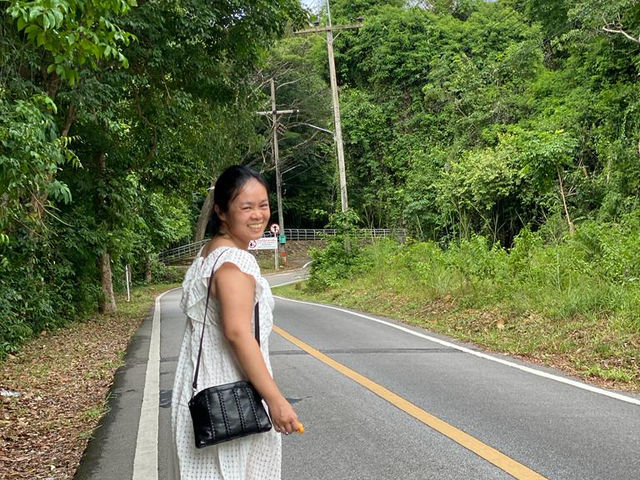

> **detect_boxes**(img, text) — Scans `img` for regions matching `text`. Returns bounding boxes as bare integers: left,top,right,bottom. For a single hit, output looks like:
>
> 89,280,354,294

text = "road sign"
270,223,280,235
279,234,286,244
248,237,278,250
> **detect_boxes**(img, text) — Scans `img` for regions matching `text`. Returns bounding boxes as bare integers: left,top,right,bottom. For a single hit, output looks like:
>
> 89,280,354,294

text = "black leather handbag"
188,251,272,448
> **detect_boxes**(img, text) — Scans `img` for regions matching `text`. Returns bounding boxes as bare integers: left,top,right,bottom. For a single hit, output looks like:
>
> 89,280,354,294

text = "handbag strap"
192,248,261,393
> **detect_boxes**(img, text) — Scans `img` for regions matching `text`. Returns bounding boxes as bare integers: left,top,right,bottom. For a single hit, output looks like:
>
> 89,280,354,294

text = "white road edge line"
132,288,180,480
265,269,308,278
271,278,310,288
275,295,640,407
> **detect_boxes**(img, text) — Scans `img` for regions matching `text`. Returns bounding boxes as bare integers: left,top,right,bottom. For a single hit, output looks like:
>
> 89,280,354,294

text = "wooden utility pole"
326,5,348,212
255,90,297,231
256,81,297,267
294,3,362,213
270,78,285,238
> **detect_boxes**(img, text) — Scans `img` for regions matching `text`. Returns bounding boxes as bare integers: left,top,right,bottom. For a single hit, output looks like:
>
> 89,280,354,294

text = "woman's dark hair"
205,165,269,236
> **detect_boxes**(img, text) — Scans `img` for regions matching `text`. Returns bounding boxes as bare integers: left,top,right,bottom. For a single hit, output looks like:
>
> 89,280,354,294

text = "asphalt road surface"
75,269,640,479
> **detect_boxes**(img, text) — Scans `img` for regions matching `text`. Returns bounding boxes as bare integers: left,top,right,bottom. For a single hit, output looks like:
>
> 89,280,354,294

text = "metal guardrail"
280,228,406,242
158,228,406,264
158,239,208,264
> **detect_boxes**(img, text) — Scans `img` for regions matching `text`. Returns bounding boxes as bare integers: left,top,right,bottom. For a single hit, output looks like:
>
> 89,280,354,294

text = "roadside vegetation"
277,226,640,392
0,282,179,480
4,1,640,358
1,0,305,356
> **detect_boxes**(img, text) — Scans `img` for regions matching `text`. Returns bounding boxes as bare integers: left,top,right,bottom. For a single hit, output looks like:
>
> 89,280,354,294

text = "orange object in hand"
297,423,305,434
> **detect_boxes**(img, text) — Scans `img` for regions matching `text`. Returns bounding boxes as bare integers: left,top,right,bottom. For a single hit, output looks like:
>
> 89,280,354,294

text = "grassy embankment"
0,281,180,480
275,222,640,393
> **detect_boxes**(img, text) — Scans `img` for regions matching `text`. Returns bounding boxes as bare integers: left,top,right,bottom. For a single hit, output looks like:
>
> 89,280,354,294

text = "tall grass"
312,214,640,327
300,213,640,387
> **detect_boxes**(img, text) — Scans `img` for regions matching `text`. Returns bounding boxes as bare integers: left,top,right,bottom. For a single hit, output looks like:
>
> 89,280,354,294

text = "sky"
300,0,323,13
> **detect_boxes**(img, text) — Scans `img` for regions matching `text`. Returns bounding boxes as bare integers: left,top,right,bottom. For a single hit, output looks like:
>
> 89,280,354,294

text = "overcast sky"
301,0,323,13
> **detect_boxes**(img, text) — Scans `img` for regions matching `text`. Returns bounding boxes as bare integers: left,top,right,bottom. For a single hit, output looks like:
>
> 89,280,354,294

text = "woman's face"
217,178,270,247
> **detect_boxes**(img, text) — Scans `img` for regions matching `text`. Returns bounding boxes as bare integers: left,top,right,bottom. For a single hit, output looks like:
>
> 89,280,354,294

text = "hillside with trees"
273,0,640,242
2,0,639,375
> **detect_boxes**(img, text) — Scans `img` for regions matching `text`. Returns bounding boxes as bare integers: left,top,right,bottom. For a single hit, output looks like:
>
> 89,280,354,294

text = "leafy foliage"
308,210,363,290
311,0,640,244
6,0,135,85
3,0,640,356
0,0,304,355
0,92,76,230
298,1,640,379
310,213,640,330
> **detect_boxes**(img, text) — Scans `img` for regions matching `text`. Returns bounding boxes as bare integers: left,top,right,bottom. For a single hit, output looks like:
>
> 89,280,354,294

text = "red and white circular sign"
270,223,280,235
248,240,257,249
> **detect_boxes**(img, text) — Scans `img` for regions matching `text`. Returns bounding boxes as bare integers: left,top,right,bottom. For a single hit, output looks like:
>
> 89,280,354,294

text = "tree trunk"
145,253,152,282
30,104,77,220
61,105,77,137
194,183,215,242
557,167,575,236
99,252,117,313
47,72,60,100
96,151,116,312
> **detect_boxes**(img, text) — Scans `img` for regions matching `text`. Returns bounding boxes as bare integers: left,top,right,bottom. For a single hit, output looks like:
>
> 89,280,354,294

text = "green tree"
0,0,304,352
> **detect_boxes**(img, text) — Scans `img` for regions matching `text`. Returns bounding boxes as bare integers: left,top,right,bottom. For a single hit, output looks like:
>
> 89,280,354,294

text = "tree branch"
276,76,306,91
61,105,77,137
602,26,640,45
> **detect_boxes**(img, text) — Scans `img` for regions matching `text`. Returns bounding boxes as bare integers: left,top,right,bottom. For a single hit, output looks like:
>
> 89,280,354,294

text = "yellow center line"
273,325,547,480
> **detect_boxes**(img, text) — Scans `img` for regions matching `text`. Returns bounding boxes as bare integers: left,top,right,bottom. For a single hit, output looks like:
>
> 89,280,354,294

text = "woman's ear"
214,205,226,224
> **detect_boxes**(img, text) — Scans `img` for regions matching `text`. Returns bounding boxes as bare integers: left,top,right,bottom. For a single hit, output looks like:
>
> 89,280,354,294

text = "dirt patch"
0,283,177,480
254,240,321,272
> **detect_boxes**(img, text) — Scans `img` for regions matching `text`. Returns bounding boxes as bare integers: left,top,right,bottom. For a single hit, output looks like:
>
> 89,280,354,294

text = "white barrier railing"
158,239,208,264
279,228,406,242
158,228,406,264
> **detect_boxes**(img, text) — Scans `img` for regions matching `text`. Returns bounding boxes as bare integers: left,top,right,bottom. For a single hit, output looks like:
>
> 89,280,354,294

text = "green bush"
149,263,187,285
0,226,96,356
308,237,363,290
307,215,640,330
308,210,367,290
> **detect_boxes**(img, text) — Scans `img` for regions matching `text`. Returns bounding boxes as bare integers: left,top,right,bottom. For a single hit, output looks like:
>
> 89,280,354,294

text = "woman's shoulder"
198,239,229,259
201,245,260,277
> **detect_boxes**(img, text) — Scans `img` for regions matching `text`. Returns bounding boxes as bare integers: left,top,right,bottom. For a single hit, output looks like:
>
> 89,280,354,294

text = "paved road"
76,269,640,479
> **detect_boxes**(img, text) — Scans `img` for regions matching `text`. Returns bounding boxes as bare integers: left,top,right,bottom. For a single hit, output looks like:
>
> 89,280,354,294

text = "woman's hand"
266,395,299,435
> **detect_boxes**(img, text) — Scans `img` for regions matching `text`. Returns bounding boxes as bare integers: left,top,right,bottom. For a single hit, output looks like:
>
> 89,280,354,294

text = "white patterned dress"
171,247,281,480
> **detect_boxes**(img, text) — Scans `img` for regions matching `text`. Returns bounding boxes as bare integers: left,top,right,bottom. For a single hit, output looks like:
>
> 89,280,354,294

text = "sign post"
125,264,131,302
270,224,280,270
248,238,278,250
248,227,281,269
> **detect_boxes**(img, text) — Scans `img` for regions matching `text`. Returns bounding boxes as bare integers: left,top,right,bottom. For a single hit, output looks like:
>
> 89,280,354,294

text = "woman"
171,165,299,479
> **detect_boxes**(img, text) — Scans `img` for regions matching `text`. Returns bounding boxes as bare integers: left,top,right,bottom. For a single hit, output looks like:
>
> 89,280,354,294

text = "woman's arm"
213,263,299,434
